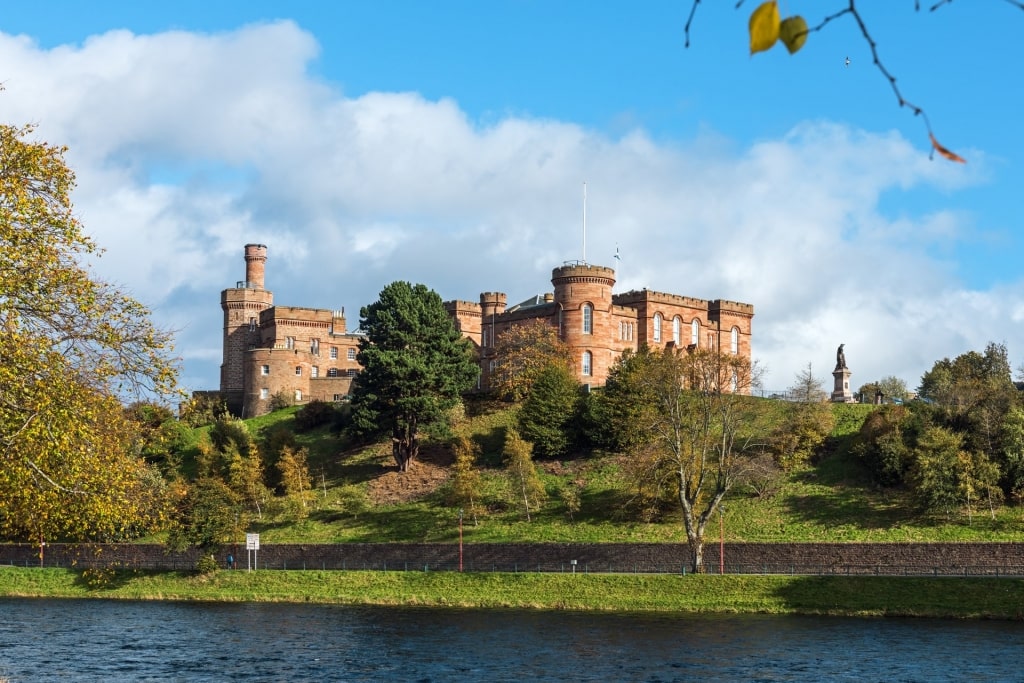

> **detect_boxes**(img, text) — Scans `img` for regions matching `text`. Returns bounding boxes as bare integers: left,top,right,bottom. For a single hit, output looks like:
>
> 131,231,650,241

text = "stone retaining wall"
2,542,1023,575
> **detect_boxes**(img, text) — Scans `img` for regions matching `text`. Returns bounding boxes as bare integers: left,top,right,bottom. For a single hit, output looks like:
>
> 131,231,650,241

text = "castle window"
483,329,490,347
261,365,269,376
731,327,739,354
311,338,320,355
249,317,256,332
346,369,359,377
691,320,700,347
295,366,302,376
294,390,302,402
285,336,295,350
260,388,269,400
653,313,662,343
312,366,319,378
582,304,593,334
327,368,338,377
673,317,681,345
582,350,593,376
347,348,356,361
330,347,338,360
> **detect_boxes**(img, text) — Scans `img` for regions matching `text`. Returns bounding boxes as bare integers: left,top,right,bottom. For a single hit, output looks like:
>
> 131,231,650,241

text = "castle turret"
244,243,267,289
552,262,616,384
478,291,507,349
220,245,274,407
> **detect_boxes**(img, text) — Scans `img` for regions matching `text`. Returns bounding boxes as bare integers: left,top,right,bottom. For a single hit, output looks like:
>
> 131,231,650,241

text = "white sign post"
246,533,260,572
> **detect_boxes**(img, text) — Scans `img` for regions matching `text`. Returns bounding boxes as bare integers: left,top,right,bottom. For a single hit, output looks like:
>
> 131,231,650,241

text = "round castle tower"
551,262,616,383
220,244,274,396
244,243,267,289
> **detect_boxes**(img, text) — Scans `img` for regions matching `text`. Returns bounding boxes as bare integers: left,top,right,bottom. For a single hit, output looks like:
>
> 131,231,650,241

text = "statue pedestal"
831,367,854,403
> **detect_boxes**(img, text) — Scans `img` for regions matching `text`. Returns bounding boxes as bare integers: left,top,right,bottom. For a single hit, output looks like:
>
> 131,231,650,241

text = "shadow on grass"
343,506,456,543
769,575,1024,619
72,567,142,591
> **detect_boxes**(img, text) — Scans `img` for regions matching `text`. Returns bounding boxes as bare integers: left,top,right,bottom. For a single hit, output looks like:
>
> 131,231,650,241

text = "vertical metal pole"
719,506,725,575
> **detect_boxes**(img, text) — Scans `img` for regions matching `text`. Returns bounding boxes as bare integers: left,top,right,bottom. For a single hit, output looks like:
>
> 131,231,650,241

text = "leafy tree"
349,281,478,472
907,426,964,517
613,346,766,573
1,123,177,542
503,428,547,522
166,477,242,555
918,342,1018,465
770,364,834,470
588,347,661,452
853,405,917,486
517,362,581,459
998,407,1024,502
294,399,340,432
227,442,269,520
858,376,911,404
447,435,484,525
276,446,314,520
179,393,227,428
491,320,574,401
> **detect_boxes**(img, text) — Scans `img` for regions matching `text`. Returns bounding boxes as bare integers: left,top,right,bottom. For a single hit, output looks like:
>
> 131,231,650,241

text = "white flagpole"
582,181,587,264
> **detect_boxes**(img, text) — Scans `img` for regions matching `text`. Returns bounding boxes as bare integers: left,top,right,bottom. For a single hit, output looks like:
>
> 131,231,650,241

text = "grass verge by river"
2,567,1022,620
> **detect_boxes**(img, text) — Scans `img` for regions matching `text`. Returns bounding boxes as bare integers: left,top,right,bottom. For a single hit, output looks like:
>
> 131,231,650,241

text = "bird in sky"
845,56,850,67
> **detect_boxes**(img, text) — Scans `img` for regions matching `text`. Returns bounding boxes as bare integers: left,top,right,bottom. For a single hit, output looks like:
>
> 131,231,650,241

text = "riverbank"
2,567,1022,620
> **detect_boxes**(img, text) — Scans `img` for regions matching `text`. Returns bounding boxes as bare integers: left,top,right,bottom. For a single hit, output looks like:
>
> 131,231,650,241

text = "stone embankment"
3,542,1024,576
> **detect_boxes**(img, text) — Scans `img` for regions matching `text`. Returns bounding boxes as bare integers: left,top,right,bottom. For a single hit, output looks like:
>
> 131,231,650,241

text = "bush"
196,554,219,574
294,400,339,432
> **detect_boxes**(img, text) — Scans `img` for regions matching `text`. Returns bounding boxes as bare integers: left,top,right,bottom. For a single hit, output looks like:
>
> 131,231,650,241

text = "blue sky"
2,1,1021,394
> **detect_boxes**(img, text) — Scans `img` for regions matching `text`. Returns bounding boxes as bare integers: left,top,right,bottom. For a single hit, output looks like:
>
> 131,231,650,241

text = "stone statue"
836,343,847,370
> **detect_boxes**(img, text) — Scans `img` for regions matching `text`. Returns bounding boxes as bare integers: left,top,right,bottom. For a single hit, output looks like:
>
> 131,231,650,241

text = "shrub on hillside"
294,400,339,432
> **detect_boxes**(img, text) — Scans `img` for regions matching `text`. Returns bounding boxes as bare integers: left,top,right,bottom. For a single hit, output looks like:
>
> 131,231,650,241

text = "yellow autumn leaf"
749,1,780,55
779,15,808,55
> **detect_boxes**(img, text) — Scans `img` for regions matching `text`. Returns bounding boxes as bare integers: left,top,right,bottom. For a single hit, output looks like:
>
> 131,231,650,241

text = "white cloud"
1,21,1018,395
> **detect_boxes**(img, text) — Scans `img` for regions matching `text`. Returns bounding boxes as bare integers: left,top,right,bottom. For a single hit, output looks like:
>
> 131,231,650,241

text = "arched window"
691,319,700,347
653,313,662,343
731,327,739,354
582,350,593,376
672,316,681,345
582,304,593,334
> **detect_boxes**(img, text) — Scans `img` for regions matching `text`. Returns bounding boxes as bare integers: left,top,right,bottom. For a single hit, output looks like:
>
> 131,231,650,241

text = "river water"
2,598,1023,682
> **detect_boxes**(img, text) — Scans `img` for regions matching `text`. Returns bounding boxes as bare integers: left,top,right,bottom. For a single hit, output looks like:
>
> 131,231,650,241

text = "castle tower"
244,243,267,289
220,244,274,403
479,291,507,349
552,262,616,384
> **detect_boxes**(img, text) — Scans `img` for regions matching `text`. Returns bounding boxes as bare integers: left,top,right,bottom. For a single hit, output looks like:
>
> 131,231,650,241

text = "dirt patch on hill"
365,443,453,505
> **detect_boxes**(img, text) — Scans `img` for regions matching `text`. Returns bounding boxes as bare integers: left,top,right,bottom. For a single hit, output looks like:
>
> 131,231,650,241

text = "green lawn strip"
2,567,1022,619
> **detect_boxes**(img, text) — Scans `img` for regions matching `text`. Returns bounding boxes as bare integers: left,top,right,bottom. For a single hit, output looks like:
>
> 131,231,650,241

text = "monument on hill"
831,343,855,403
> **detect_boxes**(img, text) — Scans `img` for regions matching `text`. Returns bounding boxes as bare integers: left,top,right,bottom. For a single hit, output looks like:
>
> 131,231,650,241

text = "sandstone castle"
219,244,754,416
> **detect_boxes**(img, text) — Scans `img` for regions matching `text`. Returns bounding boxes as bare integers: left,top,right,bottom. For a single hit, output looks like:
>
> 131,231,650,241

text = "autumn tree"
166,477,242,558
447,435,484,525
277,446,314,520
349,281,478,472
503,428,547,522
0,122,178,543
491,319,574,401
608,346,766,573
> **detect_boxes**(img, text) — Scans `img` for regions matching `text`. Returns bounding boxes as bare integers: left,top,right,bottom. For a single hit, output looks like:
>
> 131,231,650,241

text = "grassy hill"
199,400,1023,545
